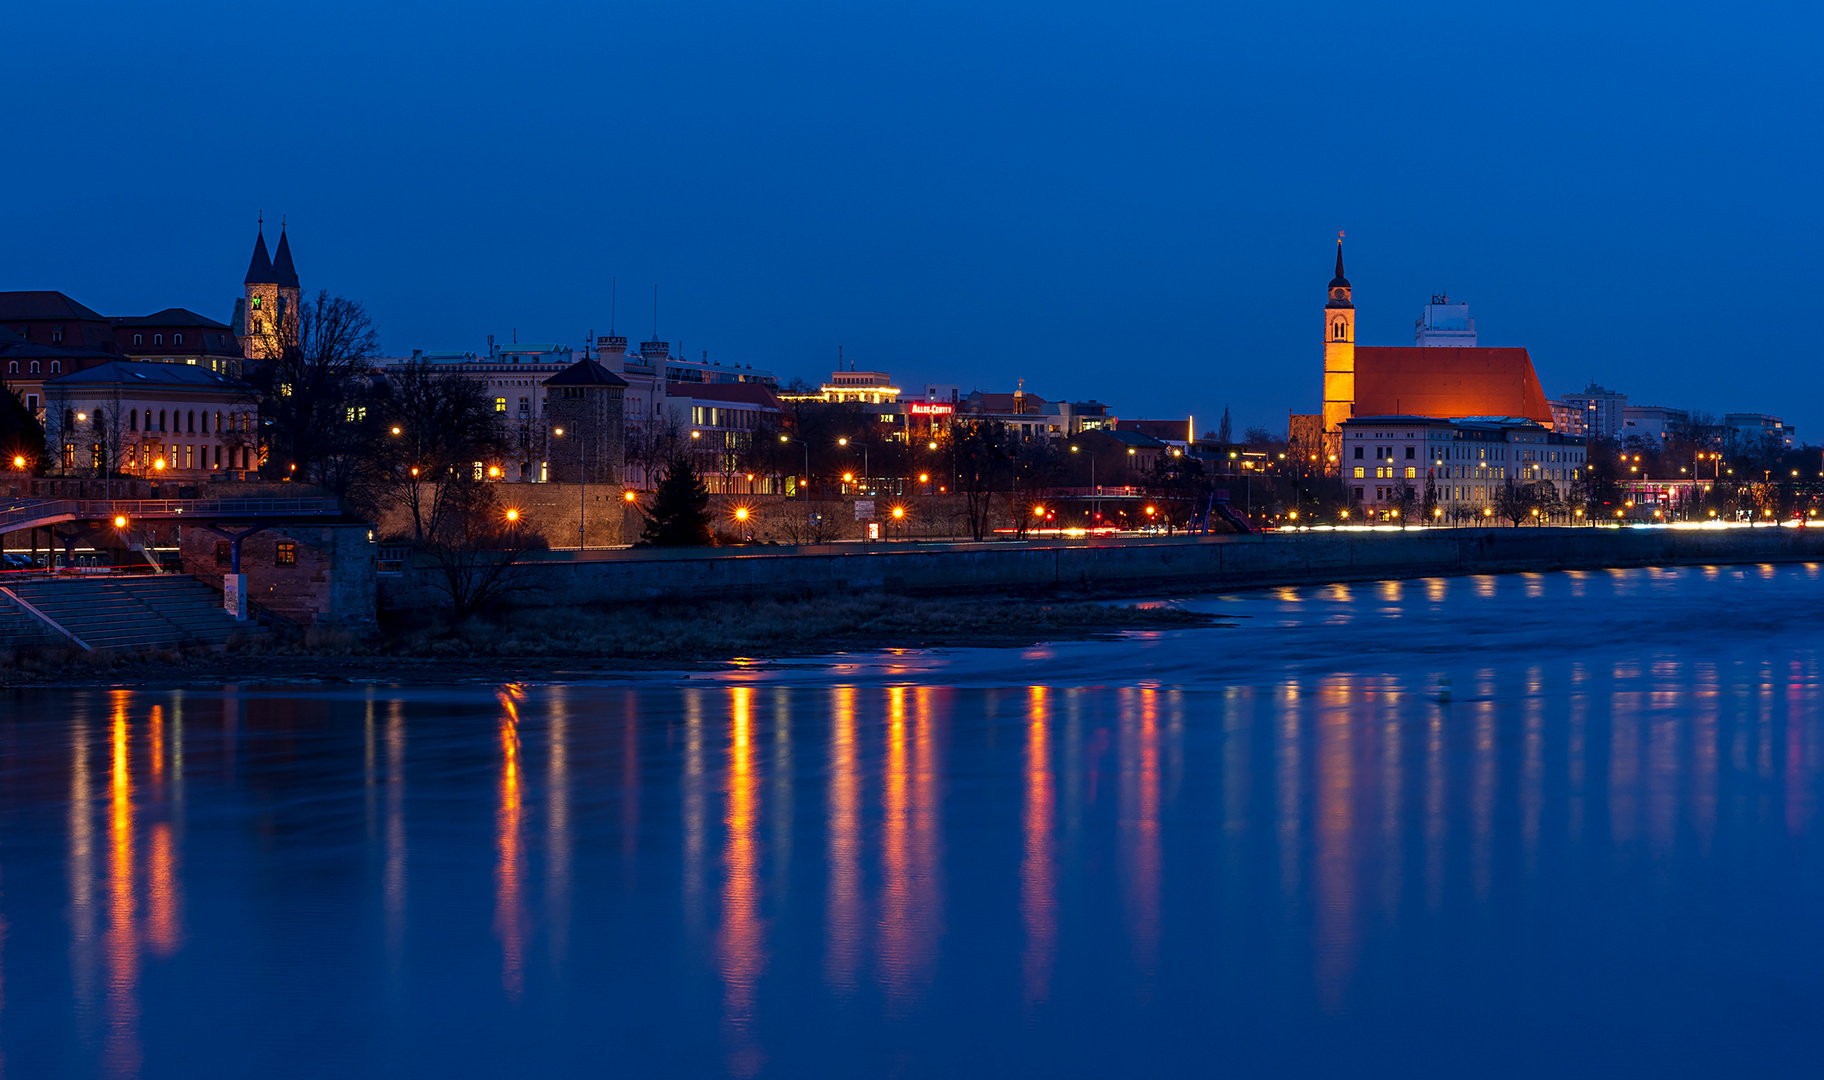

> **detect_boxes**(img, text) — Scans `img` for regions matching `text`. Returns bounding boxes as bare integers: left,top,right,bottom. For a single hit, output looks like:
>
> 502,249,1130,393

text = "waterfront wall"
379,526,1824,612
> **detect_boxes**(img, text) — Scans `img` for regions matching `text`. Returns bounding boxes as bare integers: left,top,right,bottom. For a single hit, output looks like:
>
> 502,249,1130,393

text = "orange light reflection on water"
494,686,525,1001
1021,686,1056,1008
719,687,765,1077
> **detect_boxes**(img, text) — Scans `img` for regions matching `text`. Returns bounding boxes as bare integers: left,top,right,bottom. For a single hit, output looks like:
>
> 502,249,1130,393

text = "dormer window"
51,327,63,343
49,361,60,374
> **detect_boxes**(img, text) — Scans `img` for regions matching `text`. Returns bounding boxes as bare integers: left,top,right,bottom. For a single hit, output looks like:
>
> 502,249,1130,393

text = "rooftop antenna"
587,329,593,360
653,285,659,340
610,277,617,336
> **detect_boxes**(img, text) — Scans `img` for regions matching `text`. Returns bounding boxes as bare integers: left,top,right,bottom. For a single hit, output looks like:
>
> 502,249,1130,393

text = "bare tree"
244,291,381,485
952,418,1012,540
384,358,505,542
422,481,548,618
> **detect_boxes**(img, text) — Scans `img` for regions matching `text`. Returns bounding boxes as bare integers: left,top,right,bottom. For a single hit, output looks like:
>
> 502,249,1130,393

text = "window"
93,444,104,470
1353,466,1365,479
215,541,231,566
51,327,63,343
214,411,222,432
1405,447,1415,459
185,445,194,469
173,333,182,346
518,397,530,413
251,295,261,310
29,362,39,375
63,444,74,468
130,410,138,431
1404,467,1417,479
154,334,163,346
1353,446,1363,459
214,445,221,467
51,361,62,374
495,398,507,412
276,542,297,566
133,334,143,346
188,411,196,433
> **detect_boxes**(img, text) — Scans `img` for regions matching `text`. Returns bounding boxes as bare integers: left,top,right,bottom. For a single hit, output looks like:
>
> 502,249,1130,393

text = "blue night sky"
4,1,1819,439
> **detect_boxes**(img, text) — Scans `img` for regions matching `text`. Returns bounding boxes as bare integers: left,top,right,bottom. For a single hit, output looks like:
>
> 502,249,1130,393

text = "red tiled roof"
1353,347,1551,426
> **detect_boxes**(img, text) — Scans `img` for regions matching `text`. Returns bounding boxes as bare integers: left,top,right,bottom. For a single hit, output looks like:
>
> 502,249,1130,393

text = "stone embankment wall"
380,526,1824,612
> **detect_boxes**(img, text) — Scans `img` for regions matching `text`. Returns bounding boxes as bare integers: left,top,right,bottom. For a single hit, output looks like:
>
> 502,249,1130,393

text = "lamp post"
554,425,585,549
779,434,809,495
839,436,868,494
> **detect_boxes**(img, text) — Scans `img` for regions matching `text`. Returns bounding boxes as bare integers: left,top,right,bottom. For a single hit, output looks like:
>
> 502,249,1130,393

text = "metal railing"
0,497,342,535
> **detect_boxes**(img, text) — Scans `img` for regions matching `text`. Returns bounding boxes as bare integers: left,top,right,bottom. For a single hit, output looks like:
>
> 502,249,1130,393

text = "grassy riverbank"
1,593,1224,686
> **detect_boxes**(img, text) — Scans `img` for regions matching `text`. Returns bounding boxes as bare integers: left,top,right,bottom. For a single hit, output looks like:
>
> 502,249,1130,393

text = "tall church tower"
237,218,298,361
1321,235,1355,434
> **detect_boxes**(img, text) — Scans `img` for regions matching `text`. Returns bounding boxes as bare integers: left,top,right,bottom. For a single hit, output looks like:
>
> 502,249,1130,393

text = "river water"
2,563,1822,1077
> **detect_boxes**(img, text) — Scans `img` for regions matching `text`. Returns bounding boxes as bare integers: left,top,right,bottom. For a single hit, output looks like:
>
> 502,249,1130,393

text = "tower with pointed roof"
233,218,300,361
1322,235,1355,436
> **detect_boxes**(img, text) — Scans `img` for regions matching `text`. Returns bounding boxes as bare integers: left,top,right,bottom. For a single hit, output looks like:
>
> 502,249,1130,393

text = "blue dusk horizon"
3,0,1818,438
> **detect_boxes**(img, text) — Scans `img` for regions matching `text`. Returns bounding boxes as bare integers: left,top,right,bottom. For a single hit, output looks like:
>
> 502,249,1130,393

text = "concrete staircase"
2,575,263,652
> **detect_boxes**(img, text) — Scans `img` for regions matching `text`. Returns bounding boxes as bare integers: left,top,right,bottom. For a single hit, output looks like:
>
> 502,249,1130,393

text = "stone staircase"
1,575,264,652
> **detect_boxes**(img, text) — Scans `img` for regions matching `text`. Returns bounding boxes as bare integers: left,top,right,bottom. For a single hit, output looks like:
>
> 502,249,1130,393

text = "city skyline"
3,2,1817,437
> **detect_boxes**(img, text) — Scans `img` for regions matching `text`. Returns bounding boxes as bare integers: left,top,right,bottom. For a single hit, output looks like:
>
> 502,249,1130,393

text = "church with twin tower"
232,218,301,361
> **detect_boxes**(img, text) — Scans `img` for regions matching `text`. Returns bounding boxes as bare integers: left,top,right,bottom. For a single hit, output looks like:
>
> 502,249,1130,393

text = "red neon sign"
910,403,954,415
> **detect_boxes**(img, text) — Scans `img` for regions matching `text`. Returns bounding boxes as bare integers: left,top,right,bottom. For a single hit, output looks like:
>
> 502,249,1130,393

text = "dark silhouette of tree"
1217,407,1233,445
1422,475,1439,522
245,291,381,488
384,358,506,540
639,454,715,546
1,379,47,474
951,419,1012,540
422,482,548,618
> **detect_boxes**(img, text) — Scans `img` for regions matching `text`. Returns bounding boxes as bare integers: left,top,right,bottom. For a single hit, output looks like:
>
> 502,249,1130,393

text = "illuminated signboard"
909,403,955,415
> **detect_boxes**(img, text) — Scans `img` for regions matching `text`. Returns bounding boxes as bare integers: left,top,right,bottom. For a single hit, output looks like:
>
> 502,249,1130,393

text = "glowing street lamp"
504,508,520,523
11,455,24,469
734,506,749,522
623,490,638,503
113,515,128,528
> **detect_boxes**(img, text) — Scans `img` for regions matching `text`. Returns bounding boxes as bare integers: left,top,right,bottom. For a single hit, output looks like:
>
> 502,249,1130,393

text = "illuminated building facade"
1340,414,1586,514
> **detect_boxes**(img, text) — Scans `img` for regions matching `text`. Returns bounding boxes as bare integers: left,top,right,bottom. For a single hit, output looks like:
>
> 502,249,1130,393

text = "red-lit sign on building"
909,403,955,415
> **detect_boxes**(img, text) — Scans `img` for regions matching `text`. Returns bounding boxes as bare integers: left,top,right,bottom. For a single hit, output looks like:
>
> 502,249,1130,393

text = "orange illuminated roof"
1353,346,1551,426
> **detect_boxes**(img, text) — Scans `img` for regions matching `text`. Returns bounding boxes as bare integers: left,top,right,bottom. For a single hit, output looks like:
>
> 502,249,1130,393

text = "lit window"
276,542,297,567
1353,466,1365,479
495,398,506,412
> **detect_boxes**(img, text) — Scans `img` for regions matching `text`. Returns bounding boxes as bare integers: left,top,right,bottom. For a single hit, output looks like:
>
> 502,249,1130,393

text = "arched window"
214,411,222,433
5,361,14,374
130,410,138,432
49,361,60,374
133,333,143,346
29,361,40,374
159,410,167,432
173,333,183,346
187,411,196,433
143,409,151,431
153,334,163,346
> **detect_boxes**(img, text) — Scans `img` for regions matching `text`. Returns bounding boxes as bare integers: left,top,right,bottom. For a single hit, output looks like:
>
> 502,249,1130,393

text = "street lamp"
551,426,587,549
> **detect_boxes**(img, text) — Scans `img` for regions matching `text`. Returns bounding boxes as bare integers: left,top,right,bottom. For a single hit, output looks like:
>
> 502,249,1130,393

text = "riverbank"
0,593,1223,687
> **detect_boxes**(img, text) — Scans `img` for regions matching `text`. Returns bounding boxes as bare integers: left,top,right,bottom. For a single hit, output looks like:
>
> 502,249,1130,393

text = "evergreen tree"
1217,406,1232,445
0,382,46,471
639,453,715,546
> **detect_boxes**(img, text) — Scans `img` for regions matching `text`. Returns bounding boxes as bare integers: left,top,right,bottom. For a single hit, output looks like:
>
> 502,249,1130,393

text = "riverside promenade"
380,524,1824,609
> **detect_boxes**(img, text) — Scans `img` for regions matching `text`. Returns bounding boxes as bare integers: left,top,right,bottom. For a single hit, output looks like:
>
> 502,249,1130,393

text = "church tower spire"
1322,232,1356,437
238,216,298,363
